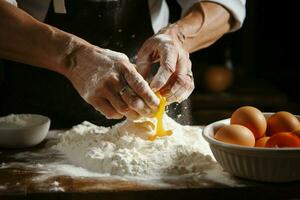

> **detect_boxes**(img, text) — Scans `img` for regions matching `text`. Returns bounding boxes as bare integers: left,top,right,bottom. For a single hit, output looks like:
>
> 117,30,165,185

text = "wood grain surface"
0,130,300,200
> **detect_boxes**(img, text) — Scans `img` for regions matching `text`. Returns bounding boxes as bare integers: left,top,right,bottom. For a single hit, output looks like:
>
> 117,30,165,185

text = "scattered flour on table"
53,115,214,177
49,181,65,192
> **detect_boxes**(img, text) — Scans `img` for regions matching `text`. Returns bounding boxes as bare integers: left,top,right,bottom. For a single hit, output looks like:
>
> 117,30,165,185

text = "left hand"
136,31,194,103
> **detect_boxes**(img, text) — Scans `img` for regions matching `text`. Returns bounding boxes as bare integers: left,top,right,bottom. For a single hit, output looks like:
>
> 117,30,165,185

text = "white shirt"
6,0,246,33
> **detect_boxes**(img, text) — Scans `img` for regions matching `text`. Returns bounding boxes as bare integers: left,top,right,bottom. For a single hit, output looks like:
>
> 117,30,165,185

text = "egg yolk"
148,93,173,141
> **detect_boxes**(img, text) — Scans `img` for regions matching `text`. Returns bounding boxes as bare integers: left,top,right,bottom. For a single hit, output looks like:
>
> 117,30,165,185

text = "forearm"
0,1,87,75
160,2,232,53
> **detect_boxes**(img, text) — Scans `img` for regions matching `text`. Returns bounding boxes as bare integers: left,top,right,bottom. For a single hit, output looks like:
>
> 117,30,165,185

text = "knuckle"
102,76,121,91
133,80,147,94
119,53,129,60
116,59,130,70
116,60,128,69
128,96,139,108
175,74,187,86
184,79,193,90
163,61,176,74
106,73,119,84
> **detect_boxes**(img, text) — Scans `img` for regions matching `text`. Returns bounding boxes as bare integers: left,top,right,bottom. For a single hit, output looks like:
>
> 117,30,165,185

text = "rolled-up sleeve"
4,0,17,6
176,0,246,31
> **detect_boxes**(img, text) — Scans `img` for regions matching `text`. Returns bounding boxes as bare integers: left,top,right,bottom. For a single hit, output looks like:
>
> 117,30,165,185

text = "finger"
136,60,152,78
92,97,123,119
104,74,141,119
179,84,194,103
167,84,187,103
150,45,178,91
105,88,130,115
123,65,160,109
136,39,161,77
136,43,153,78
165,73,191,100
167,74,194,103
161,54,191,102
120,85,153,117
103,74,130,114
181,77,195,101
125,110,140,120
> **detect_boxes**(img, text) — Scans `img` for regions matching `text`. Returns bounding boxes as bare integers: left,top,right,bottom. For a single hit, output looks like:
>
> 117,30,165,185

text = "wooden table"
1,130,300,200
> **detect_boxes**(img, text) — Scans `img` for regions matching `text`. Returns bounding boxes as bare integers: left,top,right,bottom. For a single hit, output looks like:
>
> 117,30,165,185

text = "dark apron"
0,0,192,128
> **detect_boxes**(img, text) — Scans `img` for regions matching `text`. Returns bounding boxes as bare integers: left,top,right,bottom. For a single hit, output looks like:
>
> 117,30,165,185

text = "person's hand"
136,31,194,103
64,45,159,120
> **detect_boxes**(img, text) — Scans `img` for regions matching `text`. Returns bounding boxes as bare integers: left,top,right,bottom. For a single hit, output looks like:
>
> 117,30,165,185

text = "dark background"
164,1,300,125
1,1,299,125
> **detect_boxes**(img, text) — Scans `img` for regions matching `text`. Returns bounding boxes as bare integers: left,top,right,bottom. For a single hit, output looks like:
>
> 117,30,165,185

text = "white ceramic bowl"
203,113,300,182
0,114,50,148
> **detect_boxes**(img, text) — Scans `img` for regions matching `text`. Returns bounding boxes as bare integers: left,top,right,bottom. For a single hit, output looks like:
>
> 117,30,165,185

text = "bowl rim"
203,112,300,152
0,114,50,131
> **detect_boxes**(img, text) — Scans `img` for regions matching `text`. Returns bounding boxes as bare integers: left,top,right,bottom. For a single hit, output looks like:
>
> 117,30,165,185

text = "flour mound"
53,115,214,176
0,114,36,128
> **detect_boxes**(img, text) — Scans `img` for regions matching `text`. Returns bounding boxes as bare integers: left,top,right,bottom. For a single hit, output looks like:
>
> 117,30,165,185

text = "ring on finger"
119,86,129,96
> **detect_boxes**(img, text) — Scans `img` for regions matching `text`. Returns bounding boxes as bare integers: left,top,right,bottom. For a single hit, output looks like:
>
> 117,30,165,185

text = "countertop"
0,129,300,200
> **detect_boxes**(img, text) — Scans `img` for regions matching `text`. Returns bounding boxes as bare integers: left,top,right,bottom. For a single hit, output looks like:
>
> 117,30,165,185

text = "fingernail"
150,81,162,92
152,96,160,106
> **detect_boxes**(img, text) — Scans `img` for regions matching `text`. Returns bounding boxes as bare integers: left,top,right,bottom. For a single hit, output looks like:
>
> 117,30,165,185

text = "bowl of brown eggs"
203,106,300,182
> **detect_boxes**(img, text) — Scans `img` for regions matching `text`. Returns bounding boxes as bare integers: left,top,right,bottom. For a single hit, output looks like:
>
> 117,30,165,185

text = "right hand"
64,45,159,120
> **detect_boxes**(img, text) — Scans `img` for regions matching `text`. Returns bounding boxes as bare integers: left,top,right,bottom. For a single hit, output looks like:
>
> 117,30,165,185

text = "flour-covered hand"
136,33,194,103
64,45,159,120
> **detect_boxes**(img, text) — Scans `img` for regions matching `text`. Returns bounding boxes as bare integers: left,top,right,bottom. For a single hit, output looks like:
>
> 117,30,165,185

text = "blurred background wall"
164,0,300,124
1,1,298,125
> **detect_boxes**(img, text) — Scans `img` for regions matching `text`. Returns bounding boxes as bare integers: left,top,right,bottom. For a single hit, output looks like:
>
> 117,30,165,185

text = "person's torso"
0,0,155,128
16,0,170,33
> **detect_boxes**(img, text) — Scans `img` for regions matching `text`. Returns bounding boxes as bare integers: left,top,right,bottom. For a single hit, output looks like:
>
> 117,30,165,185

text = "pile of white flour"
0,114,34,128
53,115,214,177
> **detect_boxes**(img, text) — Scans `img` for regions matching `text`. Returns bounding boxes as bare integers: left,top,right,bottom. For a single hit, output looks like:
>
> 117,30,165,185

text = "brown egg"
265,132,300,148
267,111,300,136
214,125,255,147
255,137,270,147
292,130,300,137
230,106,266,139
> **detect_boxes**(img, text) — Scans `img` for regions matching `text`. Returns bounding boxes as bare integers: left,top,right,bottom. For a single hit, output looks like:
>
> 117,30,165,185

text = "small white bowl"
0,114,50,148
203,113,300,182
